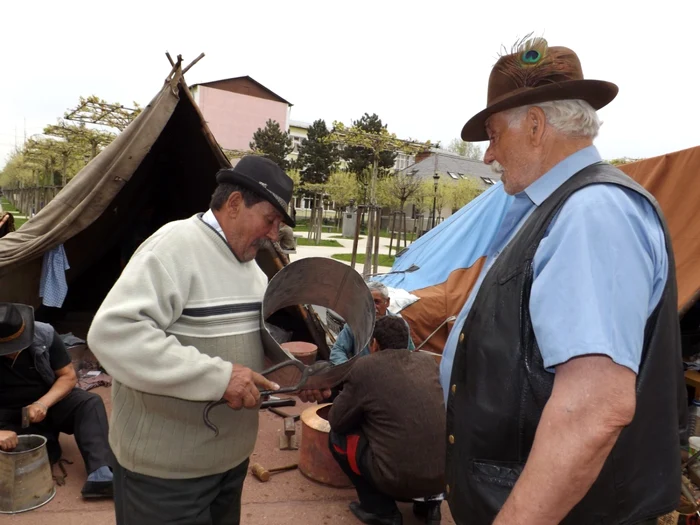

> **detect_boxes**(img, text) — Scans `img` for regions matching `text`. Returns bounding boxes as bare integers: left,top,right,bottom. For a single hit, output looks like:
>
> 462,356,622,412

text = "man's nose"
483,147,495,165
267,226,280,243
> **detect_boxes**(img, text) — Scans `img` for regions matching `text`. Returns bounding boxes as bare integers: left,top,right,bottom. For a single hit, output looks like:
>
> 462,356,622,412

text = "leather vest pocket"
464,459,525,521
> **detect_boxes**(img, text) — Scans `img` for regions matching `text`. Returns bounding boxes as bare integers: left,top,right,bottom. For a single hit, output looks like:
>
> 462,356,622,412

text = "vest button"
459,333,464,344
448,434,455,444
451,384,456,394
446,484,450,495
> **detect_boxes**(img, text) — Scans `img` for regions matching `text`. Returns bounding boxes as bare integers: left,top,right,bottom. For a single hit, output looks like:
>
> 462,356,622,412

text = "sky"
1,0,698,169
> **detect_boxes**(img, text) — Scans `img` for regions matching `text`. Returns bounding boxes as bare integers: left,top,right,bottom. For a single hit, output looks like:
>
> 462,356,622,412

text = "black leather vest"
445,163,685,525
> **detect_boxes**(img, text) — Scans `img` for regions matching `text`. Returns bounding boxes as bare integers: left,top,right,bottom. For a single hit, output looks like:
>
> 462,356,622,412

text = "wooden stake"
182,53,205,75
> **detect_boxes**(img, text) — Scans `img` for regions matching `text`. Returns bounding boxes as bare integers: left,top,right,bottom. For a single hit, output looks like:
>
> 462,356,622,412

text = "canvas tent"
378,146,700,356
0,57,328,356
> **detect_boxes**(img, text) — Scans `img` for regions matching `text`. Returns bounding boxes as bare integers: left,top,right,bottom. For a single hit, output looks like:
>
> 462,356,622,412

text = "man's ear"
528,106,547,147
370,338,380,354
226,191,243,219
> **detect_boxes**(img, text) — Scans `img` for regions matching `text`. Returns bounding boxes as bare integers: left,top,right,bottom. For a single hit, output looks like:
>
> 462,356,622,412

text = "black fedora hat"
0,303,35,356
216,156,296,227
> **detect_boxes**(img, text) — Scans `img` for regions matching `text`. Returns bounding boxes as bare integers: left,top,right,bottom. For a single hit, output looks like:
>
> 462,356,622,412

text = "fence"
2,186,65,217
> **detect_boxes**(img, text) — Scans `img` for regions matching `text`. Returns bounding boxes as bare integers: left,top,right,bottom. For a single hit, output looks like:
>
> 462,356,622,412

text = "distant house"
190,76,292,152
288,119,310,164
398,148,500,222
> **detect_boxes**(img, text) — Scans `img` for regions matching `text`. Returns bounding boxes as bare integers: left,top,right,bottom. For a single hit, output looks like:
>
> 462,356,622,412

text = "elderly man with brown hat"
88,156,329,525
439,36,685,524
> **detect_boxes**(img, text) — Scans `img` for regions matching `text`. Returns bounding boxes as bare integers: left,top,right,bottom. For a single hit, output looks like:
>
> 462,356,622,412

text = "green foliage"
1,95,141,189
325,171,360,208
339,114,397,182
295,119,340,185
328,118,432,205
249,119,294,170
447,138,483,160
296,238,343,247
607,157,643,166
376,172,423,210
449,178,483,211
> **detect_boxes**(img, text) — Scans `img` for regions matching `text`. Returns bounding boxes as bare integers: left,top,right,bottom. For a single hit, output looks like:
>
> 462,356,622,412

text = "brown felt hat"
461,37,618,142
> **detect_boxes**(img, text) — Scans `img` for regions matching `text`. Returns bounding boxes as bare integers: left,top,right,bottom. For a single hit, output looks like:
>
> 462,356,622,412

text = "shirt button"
458,333,464,344
451,384,456,394
449,435,455,444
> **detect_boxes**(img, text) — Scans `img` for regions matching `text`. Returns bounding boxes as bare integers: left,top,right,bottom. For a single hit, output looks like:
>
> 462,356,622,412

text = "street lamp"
431,173,440,229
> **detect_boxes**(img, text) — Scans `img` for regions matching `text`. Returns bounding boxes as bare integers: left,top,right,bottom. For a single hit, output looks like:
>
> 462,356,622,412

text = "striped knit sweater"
88,214,268,479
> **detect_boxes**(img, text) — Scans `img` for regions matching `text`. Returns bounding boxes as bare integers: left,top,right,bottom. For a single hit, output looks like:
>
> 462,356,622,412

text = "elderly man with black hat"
88,156,329,525
439,36,685,524
0,302,113,498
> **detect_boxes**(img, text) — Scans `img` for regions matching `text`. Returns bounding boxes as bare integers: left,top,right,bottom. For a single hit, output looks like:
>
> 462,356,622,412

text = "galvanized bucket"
0,434,56,514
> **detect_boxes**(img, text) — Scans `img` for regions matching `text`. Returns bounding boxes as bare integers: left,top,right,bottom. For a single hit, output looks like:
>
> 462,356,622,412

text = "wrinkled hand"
224,365,279,410
297,389,332,404
0,430,18,451
28,402,47,423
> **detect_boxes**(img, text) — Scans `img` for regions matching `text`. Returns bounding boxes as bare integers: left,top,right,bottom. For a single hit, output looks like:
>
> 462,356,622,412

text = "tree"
249,119,294,170
325,171,359,209
608,157,643,166
342,113,398,188
328,121,433,276
449,178,483,212
447,138,483,160
295,119,340,185
64,95,142,131
377,172,423,211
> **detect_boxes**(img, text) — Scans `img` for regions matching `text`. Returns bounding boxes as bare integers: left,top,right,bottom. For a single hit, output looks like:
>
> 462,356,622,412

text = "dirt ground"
5,387,454,525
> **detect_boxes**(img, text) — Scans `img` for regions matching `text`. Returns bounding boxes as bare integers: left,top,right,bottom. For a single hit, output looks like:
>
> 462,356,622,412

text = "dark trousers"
0,388,112,473
329,430,400,517
113,458,249,525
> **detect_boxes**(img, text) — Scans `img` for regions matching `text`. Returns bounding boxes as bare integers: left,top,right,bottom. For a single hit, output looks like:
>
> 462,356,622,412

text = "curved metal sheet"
260,257,375,390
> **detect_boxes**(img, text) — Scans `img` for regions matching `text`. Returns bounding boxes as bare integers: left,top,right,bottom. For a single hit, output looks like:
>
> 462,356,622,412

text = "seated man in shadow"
329,281,415,365
329,315,445,525
0,302,113,499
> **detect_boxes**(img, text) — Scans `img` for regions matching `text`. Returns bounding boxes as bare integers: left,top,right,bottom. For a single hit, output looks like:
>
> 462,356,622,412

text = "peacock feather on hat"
496,34,580,88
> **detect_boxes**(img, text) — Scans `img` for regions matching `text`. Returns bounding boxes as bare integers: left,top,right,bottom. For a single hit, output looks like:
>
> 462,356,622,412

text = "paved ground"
6,388,453,524
290,231,409,276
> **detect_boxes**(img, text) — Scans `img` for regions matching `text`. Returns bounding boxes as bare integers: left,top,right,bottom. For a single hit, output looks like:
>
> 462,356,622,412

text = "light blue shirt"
439,146,668,400
329,311,415,365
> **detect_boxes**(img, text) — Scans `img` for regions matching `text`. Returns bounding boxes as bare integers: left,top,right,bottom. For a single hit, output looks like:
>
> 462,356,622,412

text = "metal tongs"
203,359,337,436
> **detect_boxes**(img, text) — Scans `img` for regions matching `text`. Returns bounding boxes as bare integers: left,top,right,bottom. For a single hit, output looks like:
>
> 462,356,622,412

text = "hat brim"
223,171,296,227
461,79,619,142
0,304,35,356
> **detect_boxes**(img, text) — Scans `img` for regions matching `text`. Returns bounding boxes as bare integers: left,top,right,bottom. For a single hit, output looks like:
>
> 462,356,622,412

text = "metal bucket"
299,403,352,488
0,434,56,514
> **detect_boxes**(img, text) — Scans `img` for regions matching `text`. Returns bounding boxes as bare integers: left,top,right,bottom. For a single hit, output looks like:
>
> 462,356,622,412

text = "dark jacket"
445,163,685,524
329,349,446,500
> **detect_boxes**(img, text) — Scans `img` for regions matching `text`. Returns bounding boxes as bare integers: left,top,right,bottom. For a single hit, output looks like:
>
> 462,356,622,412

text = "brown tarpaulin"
0,62,328,355
618,147,700,315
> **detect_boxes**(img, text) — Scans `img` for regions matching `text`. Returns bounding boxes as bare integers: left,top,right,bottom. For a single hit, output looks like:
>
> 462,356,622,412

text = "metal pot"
0,434,56,514
299,403,352,488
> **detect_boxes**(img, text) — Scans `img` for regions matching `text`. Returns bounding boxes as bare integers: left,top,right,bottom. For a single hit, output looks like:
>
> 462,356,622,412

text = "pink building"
190,76,292,152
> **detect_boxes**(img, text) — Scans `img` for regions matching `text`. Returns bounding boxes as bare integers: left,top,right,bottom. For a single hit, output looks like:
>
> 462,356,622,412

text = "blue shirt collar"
522,145,602,206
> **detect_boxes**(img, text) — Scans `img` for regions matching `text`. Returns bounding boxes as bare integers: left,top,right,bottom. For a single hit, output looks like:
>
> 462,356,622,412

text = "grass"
332,253,396,267
296,238,343,247
1,197,27,227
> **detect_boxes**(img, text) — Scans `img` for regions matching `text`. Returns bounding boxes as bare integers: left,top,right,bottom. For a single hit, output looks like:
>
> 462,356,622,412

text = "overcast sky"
1,0,698,169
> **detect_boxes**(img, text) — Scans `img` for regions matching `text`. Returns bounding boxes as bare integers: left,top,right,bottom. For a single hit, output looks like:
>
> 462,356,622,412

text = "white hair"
367,281,389,299
506,99,602,139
